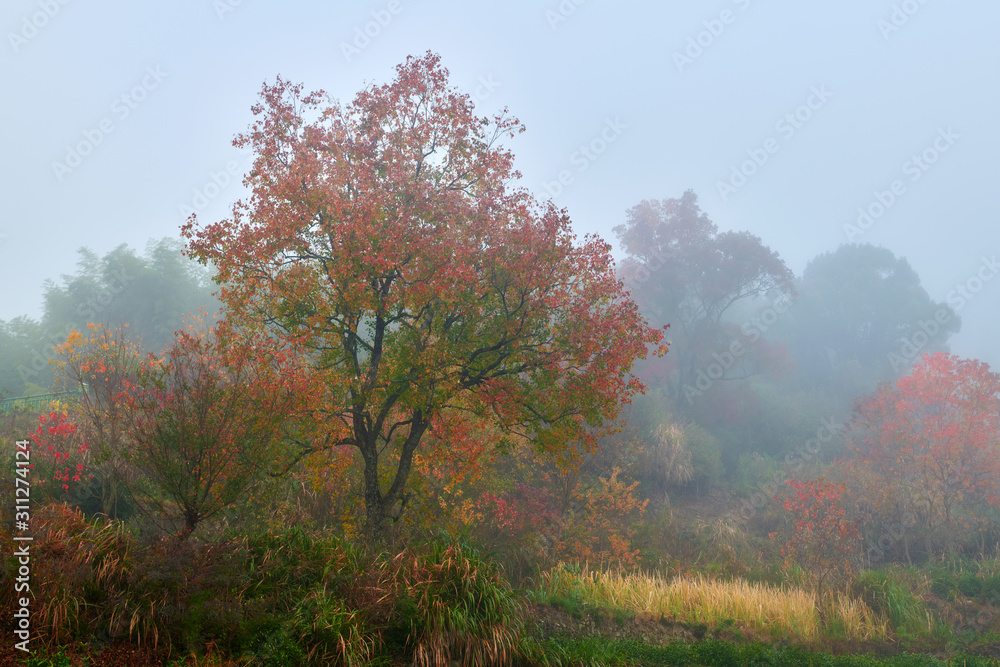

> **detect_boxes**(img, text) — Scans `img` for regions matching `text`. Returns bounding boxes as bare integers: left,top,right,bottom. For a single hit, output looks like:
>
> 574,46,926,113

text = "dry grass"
29,503,145,646
821,592,890,640
537,564,889,642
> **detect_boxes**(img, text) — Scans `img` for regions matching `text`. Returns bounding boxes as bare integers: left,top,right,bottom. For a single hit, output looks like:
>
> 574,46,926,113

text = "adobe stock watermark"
716,86,833,202
862,508,917,567
864,464,979,567
877,0,931,40
843,126,958,242
179,161,242,221
13,439,34,652
545,0,586,31
540,117,627,200
625,249,670,289
178,145,254,221
946,254,999,311
673,0,755,74
950,589,1000,651
682,293,791,404
8,0,71,54
214,0,244,21
887,308,954,373
340,0,406,63
888,254,998,372
51,66,169,183
468,74,501,107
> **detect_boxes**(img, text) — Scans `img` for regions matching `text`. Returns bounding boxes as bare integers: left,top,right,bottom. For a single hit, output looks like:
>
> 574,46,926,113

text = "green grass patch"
529,636,1000,667
853,569,927,637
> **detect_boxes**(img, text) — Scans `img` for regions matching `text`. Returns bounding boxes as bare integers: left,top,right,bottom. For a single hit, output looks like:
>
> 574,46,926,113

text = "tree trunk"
361,442,388,543
359,410,430,543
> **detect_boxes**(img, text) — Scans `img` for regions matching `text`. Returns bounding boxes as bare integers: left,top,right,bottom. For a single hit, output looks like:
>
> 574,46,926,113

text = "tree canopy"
781,243,958,391
182,52,664,539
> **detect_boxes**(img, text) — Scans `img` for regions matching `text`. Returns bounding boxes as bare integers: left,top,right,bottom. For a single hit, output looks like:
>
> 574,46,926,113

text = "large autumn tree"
182,52,663,540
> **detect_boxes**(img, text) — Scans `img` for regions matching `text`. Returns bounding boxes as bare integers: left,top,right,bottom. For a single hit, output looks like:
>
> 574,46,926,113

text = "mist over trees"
1,174,976,550
614,192,965,487
0,238,218,398
2,52,998,663
615,190,796,408
0,189,973,529
780,243,959,393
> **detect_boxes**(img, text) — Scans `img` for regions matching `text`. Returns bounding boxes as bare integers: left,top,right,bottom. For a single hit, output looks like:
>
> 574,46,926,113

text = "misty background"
3,1,1000,614
1,0,997,374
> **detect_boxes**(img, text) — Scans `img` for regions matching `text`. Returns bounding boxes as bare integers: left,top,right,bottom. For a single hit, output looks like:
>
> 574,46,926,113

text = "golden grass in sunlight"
538,565,889,642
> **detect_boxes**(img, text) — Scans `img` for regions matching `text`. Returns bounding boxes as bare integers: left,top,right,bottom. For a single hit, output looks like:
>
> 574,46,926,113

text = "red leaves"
31,409,91,494
181,53,662,536
772,477,860,593
846,352,1000,537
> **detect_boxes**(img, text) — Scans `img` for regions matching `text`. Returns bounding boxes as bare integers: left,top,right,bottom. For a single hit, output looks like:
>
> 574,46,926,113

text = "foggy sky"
2,0,997,367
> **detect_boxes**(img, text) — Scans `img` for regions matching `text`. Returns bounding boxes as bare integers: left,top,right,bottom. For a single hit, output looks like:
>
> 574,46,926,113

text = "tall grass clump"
288,585,377,666
385,542,526,666
14,503,147,646
853,569,928,637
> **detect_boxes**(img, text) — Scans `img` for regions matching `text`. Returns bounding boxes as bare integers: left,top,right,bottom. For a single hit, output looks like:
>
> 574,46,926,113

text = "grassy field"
4,504,1000,666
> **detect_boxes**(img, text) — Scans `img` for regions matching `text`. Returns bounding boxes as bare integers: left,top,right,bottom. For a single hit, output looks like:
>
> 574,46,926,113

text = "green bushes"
288,586,376,666
926,556,1000,604
4,504,529,665
11,502,1000,665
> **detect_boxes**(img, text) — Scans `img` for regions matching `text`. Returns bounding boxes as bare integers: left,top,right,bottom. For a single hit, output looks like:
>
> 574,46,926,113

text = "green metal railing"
0,389,83,414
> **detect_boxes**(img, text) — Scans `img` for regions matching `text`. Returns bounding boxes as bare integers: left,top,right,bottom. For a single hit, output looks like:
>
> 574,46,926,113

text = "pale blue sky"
2,0,997,366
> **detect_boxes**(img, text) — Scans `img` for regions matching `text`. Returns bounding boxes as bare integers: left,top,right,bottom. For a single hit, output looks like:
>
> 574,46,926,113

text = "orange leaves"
553,468,648,567
181,52,662,538
53,323,142,395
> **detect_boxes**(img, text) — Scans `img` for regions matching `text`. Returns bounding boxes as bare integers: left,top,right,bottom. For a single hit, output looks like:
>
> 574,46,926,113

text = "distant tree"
0,317,50,397
0,238,218,396
41,238,219,354
779,244,959,393
614,190,796,408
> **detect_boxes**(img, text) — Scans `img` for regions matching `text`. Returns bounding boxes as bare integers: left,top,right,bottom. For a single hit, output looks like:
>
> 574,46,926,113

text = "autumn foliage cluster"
9,53,664,563
770,478,860,599
179,51,664,541
844,352,1000,560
